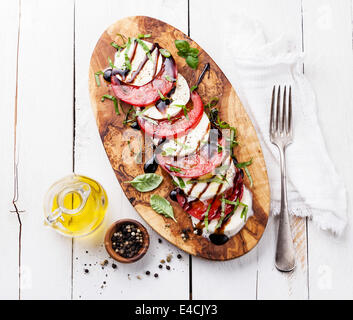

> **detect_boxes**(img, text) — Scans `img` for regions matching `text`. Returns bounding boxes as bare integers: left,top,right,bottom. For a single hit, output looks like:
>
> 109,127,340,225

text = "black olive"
130,121,140,130
103,68,113,82
144,155,158,173
169,189,179,202
209,233,229,245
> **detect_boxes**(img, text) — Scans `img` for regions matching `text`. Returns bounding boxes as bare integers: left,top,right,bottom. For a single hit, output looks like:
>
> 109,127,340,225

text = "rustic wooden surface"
88,16,270,260
1,0,353,299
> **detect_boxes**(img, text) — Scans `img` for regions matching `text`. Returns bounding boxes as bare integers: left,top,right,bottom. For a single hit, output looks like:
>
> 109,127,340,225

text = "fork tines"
270,85,292,137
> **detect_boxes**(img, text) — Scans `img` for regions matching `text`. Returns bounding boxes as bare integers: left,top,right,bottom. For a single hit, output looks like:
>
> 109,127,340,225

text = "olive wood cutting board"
89,16,270,260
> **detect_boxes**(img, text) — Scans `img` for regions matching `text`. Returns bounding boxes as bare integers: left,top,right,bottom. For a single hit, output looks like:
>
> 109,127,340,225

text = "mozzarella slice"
171,156,235,201
191,187,253,238
143,74,190,120
161,112,210,157
114,39,162,87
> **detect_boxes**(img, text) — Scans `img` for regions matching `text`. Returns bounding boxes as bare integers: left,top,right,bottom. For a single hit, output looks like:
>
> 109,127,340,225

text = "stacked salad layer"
96,34,254,244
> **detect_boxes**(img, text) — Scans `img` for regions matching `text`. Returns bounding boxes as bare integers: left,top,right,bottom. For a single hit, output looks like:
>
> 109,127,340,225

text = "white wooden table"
1,0,353,300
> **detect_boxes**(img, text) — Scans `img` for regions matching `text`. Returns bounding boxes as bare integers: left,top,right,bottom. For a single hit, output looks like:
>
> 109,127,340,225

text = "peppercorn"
146,271,150,275
154,273,158,278
159,264,163,269
177,254,182,259
84,269,89,274
166,265,171,270
112,263,117,269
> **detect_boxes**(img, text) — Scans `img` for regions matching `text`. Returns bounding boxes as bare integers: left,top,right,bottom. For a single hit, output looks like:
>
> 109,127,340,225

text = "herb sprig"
174,40,199,69
101,94,121,115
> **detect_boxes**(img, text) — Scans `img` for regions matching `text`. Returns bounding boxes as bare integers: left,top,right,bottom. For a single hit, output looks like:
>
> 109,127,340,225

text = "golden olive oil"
44,175,108,237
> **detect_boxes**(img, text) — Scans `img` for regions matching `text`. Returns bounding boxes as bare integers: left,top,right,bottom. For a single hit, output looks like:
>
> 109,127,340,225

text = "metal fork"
270,85,296,272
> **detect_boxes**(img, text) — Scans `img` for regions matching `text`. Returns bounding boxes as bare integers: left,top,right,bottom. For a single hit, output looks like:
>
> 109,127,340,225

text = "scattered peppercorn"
84,269,89,274
154,273,159,278
166,254,172,263
177,254,182,259
158,264,163,269
146,271,150,275
160,259,165,264
158,238,162,243
166,265,171,270
112,263,117,269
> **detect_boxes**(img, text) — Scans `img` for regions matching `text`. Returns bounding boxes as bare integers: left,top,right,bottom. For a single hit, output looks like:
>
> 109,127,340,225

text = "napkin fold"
223,15,347,235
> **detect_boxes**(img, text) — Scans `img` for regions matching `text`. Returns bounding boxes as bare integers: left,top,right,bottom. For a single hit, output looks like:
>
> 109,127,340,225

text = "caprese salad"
95,34,254,245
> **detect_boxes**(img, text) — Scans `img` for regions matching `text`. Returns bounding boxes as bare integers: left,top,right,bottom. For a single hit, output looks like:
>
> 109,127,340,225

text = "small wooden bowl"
104,219,150,263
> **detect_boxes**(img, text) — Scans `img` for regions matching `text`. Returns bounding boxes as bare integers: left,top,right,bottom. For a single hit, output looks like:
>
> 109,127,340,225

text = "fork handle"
275,147,296,272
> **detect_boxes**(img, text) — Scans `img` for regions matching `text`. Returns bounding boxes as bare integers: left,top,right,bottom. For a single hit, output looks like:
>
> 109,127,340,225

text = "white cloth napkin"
221,15,347,235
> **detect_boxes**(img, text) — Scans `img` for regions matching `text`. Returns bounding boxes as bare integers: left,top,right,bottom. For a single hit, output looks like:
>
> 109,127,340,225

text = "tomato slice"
176,168,244,221
156,135,226,178
137,91,204,139
111,57,177,107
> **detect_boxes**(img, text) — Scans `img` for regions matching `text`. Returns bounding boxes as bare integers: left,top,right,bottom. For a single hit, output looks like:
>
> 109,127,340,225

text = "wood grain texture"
89,16,270,260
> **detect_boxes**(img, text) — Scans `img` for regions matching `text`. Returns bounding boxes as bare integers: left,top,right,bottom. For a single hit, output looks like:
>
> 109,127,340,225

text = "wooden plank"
190,0,308,299
16,0,74,299
73,0,190,299
302,0,353,299
0,0,20,300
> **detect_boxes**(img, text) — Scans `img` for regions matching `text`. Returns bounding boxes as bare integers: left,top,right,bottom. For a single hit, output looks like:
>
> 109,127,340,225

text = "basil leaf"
190,85,198,92
125,173,163,192
165,75,175,82
187,177,225,184
108,57,117,69
204,97,219,110
244,167,253,188
240,204,248,221
158,89,167,101
235,159,253,168
216,195,226,229
175,40,199,70
176,177,185,188
161,147,176,156
111,42,120,50
94,71,103,87
169,166,181,173
124,38,132,70
186,55,199,69
150,195,177,222
174,40,190,52
138,33,151,39
136,38,153,62
101,94,120,115
204,203,212,231
159,48,171,58
188,47,199,57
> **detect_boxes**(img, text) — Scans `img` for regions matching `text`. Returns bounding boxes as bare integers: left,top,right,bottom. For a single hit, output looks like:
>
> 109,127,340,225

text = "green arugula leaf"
124,173,163,192
150,195,177,222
